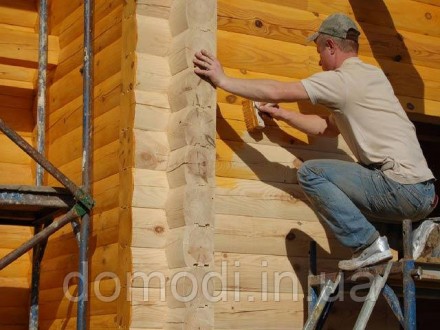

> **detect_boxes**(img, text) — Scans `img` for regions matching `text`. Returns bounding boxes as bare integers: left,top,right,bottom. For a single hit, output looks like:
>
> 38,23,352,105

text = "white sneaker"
338,236,393,271
412,220,440,260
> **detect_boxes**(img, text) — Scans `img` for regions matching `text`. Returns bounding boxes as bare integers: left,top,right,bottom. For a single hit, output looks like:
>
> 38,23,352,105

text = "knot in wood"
406,102,415,111
154,226,164,234
255,19,263,28
393,54,402,62
425,12,432,20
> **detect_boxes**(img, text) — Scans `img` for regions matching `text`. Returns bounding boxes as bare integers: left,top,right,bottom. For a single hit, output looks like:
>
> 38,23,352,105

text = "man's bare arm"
194,50,309,103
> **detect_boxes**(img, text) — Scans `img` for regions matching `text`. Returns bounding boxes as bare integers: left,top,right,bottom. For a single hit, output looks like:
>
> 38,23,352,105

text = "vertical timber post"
167,0,217,327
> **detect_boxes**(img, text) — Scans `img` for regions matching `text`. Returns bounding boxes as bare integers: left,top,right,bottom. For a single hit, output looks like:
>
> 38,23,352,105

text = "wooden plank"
213,252,339,295
134,103,170,132
0,25,59,68
215,214,349,259
216,137,354,183
214,291,304,329
40,314,119,329
0,287,29,307
0,64,36,89
257,0,440,38
47,140,120,186
215,177,317,221
132,207,169,249
136,15,172,57
54,0,123,48
119,0,137,325
47,106,120,168
217,103,354,156
40,243,120,290
169,0,217,37
0,0,37,30
48,72,120,136
0,103,34,133
56,1,123,78
218,30,440,118
134,130,169,171
0,135,33,165
49,38,121,111
135,90,170,109
218,0,440,70
0,163,33,185
137,0,173,19
136,53,171,94
0,228,33,249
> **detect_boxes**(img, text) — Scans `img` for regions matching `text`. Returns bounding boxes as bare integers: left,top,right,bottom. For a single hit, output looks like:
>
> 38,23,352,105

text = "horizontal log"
134,103,170,132
167,145,215,188
0,25,59,68
55,2,123,79
132,206,169,247
136,54,171,94
47,106,120,168
169,28,215,75
169,0,217,37
0,0,37,30
215,138,354,183
166,225,214,268
0,163,33,185
0,64,36,91
135,90,170,109
219,29,440,101
215,177,317,221
134,130,169,171
136,0,173,19
257,0,440,38
136,15,172,57
48,72,121,139
214,291,304,329
213,252,339,295
54,0,123,48
49,38,121,112
215,214,349,258
168,107,216,151
218,0,440,70
168,68,216,112
39,314,119,329
165,185,215,228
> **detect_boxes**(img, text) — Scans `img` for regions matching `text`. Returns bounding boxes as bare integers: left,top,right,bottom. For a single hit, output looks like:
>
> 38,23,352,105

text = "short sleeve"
301,71,346,111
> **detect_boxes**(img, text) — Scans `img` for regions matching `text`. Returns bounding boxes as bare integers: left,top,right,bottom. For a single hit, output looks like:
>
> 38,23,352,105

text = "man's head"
309,13,360,71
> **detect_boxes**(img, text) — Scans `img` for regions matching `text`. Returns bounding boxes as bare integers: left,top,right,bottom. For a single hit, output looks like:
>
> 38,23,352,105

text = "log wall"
0,1,46,328
214,0,440,328
131,0,217,328
38,0,124,328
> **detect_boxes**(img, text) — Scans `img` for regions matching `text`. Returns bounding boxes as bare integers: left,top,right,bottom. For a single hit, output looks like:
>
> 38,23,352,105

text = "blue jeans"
297,159,435,250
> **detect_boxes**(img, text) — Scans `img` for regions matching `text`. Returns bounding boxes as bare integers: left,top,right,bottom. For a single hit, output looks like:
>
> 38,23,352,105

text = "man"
193,13,437,270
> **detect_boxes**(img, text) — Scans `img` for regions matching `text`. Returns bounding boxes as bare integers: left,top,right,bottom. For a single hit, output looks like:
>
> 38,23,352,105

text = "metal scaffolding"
306,218,440,330
0,0,95,329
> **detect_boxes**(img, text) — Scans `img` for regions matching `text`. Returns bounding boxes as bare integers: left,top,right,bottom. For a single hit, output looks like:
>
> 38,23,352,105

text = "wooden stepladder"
304,262,393,330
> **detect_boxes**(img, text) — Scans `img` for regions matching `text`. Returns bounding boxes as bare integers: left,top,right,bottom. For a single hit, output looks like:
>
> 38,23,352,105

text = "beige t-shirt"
301,57,434,184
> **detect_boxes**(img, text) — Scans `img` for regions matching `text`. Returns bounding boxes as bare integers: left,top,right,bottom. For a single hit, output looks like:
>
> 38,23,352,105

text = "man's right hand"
193,49,226,88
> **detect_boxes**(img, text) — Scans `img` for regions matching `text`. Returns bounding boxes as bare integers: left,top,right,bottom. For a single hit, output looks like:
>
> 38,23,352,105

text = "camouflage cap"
307,13,360,42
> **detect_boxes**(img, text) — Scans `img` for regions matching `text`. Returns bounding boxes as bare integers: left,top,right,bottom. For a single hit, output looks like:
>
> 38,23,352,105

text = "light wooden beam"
0,25,59,68
166,0,217,328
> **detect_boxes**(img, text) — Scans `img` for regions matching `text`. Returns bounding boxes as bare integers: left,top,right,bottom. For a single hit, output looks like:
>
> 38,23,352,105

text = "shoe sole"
339,251,393,271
